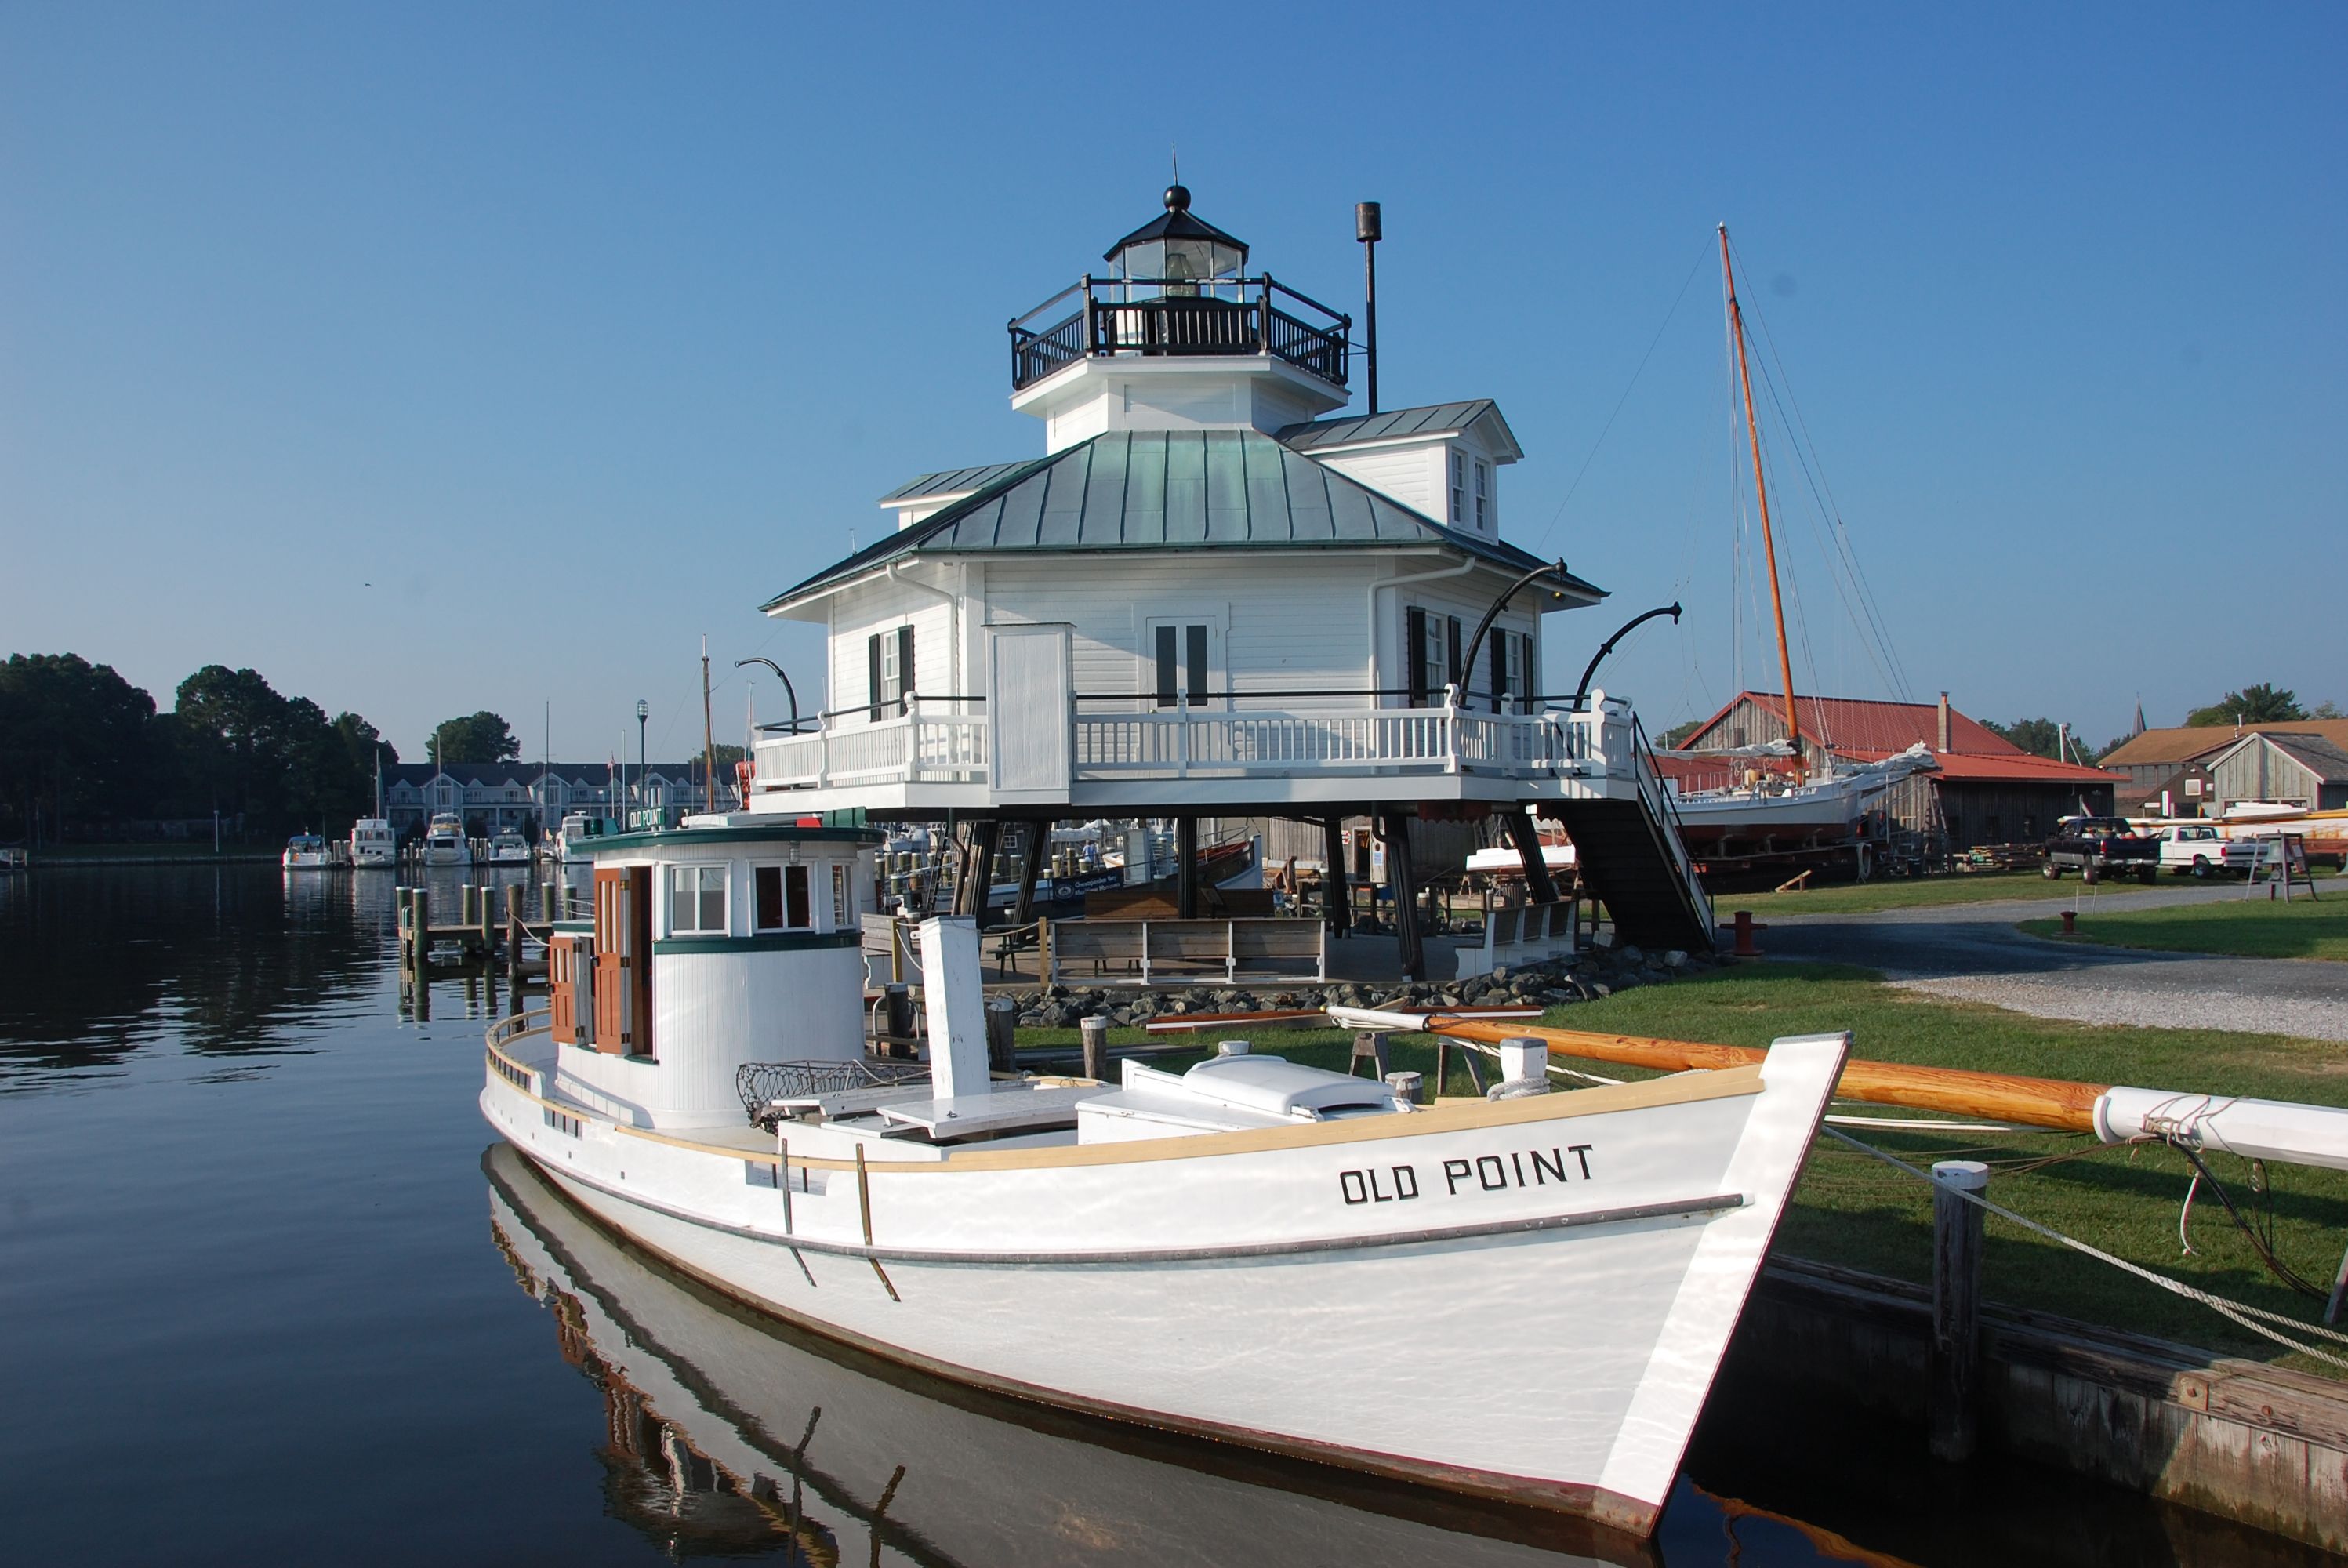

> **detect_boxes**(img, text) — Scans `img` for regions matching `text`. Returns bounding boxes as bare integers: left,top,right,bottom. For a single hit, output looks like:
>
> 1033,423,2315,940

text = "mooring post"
984,996,1018,1075
1930,1159,1991,1461
504,883,524,980
541,880,559,924
412,887,430,968
1080,1015,1109,1083
477,883,494,956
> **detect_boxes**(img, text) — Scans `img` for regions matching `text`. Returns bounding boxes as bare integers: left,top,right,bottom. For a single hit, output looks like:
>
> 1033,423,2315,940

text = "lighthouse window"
1474,462,1490,532
1449,452,1465,525
670,865,729,936
755,864,813,931
1152,622,1210,708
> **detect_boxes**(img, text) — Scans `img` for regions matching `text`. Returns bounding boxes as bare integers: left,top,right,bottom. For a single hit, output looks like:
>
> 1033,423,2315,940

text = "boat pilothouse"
484,815,1845,1537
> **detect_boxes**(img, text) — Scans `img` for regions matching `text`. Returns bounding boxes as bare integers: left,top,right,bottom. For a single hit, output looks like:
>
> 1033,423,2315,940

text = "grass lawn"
2020,896,2348,961
1022,962,2348,1370
1720,869,2091,916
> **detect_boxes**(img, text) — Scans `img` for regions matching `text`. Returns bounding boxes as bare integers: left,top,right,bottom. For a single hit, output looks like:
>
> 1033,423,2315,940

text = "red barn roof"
1682,692,2120,785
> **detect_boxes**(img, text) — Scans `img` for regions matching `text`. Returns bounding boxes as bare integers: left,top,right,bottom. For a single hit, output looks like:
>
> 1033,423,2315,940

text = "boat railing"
485,1009,553,1099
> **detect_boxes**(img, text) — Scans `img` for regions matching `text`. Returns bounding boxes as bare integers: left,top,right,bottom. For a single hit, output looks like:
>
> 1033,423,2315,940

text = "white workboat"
486,828,532,866
485,1138,1675,1565
481,821,1845,1537
281,833,334,869
421,811,472,867
349,818,397,869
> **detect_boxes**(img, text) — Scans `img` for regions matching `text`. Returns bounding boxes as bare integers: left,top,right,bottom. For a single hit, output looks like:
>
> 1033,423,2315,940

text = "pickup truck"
2041,817,2160,884
2150,823,2227,878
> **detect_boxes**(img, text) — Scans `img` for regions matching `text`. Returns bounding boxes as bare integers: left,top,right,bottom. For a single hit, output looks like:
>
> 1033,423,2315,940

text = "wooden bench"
1050,917,1326,987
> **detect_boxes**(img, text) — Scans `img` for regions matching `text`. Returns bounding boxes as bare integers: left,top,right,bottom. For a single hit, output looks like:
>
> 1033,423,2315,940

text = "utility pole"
702,636,717,818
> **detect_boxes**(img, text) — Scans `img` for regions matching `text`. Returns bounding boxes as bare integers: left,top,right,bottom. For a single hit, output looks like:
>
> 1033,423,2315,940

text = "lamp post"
634,699,648,822
1355,201,1381,416
1458,557,1570,709
735,657,803,733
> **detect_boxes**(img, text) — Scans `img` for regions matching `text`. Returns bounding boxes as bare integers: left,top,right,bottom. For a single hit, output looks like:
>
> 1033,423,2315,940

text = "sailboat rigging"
1660,225,1935,884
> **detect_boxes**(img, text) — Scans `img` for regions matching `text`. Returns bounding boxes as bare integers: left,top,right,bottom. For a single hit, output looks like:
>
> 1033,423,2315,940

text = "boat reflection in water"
486,1144,1919,1568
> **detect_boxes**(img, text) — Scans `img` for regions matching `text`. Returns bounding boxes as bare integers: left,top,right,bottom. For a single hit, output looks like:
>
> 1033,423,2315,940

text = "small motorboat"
486,829,532,866
281,833,333,870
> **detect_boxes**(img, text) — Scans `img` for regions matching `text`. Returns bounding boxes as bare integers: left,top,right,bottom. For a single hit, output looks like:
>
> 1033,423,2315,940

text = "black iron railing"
1008,276,1350,392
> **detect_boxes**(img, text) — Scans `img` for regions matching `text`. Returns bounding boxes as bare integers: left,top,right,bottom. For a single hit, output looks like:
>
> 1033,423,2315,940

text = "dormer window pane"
1450,452,1465,525
1475,462,1490,530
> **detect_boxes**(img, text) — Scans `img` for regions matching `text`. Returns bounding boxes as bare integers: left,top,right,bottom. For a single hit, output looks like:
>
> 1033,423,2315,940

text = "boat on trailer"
481,818,1845,1537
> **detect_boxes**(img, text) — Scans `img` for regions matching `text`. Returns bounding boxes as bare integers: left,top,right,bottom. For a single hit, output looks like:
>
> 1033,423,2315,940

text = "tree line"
0,655,400,844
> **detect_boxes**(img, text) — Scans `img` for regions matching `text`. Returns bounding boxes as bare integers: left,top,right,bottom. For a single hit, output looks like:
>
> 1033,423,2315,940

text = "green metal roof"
765,430,1603,612
876,461,1034,505
1274,400,1520,459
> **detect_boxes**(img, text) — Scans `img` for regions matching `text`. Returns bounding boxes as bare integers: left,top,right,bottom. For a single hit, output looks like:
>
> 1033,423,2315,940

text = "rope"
1821,1124,2348,1368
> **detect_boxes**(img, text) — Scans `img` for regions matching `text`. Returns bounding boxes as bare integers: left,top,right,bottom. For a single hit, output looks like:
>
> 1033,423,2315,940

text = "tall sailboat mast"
1718,223,1802,761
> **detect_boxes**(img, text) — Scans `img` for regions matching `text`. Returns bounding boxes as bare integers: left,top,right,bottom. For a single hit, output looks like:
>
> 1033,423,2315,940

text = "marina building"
383,762,724,840
1669,691,2121,852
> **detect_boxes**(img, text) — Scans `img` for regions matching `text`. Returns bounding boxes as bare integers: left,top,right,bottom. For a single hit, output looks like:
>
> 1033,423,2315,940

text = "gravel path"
1755,882,2348,1041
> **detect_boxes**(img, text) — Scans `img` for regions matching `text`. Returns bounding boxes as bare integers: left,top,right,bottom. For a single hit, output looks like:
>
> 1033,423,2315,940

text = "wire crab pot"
737,1059,930,1129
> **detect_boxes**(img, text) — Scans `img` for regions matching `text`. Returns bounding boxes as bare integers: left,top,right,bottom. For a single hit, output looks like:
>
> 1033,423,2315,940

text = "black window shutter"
1490,630,1508,713
1446,617,1463,701
867,633,883,720
1406,608,1428,706
1155,626,1178,708
1185,625,1208,703
895,626,916,713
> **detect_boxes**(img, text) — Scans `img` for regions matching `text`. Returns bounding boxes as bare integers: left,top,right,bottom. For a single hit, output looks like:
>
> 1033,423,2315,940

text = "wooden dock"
397,883,570,978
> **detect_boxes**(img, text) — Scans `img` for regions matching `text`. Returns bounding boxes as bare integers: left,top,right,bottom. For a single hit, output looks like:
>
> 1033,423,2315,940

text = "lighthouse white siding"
976,554,1381,705
825,574,960,724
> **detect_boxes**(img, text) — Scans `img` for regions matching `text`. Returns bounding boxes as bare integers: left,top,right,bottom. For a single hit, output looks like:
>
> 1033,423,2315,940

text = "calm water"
0,866,2324,1566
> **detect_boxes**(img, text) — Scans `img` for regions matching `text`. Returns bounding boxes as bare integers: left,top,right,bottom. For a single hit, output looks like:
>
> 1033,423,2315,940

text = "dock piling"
1080,1015,1109,1083
1929,1160,1990,1461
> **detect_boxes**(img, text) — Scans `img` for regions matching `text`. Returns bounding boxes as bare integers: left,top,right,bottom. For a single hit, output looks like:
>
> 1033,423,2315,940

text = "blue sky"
3,3,2339,760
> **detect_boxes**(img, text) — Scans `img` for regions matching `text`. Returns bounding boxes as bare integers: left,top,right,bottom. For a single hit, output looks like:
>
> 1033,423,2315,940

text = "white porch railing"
750,691,1639,794
753,701,988,793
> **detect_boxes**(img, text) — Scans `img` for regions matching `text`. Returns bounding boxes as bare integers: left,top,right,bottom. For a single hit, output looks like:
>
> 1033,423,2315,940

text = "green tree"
0,653,156,840
430,711,520,765
2185,684,2305,727
1983,717,2070,760
173,665,294,826
1658,719,1705,749
2314,700,2342,720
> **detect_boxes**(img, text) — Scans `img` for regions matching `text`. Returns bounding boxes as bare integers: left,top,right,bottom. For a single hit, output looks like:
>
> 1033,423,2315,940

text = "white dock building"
745,188,1711,959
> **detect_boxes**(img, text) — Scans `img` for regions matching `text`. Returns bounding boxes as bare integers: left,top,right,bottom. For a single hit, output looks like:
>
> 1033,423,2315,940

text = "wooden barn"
1674,691,2121,854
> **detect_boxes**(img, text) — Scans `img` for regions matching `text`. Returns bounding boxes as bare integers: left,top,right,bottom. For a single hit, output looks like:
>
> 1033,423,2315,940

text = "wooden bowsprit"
1327,1007,2348,1172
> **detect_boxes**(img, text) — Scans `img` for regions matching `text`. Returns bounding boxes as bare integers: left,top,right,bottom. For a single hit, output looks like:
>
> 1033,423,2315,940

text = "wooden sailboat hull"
481,1029,1849,1537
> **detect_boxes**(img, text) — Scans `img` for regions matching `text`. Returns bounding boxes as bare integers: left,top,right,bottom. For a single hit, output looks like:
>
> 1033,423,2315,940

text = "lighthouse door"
987,625,1072,805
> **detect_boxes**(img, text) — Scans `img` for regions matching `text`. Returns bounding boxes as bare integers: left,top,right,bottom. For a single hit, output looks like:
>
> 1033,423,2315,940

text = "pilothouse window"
755,864,814,931
670,865,729,936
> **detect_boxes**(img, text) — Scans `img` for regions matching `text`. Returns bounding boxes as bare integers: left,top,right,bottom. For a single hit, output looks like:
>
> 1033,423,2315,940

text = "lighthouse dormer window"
1474,461,1490,532
1449,452,1465,526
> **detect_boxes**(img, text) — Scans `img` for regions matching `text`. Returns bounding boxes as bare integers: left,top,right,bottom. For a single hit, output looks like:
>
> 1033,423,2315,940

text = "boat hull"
481,1033,1845,1535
